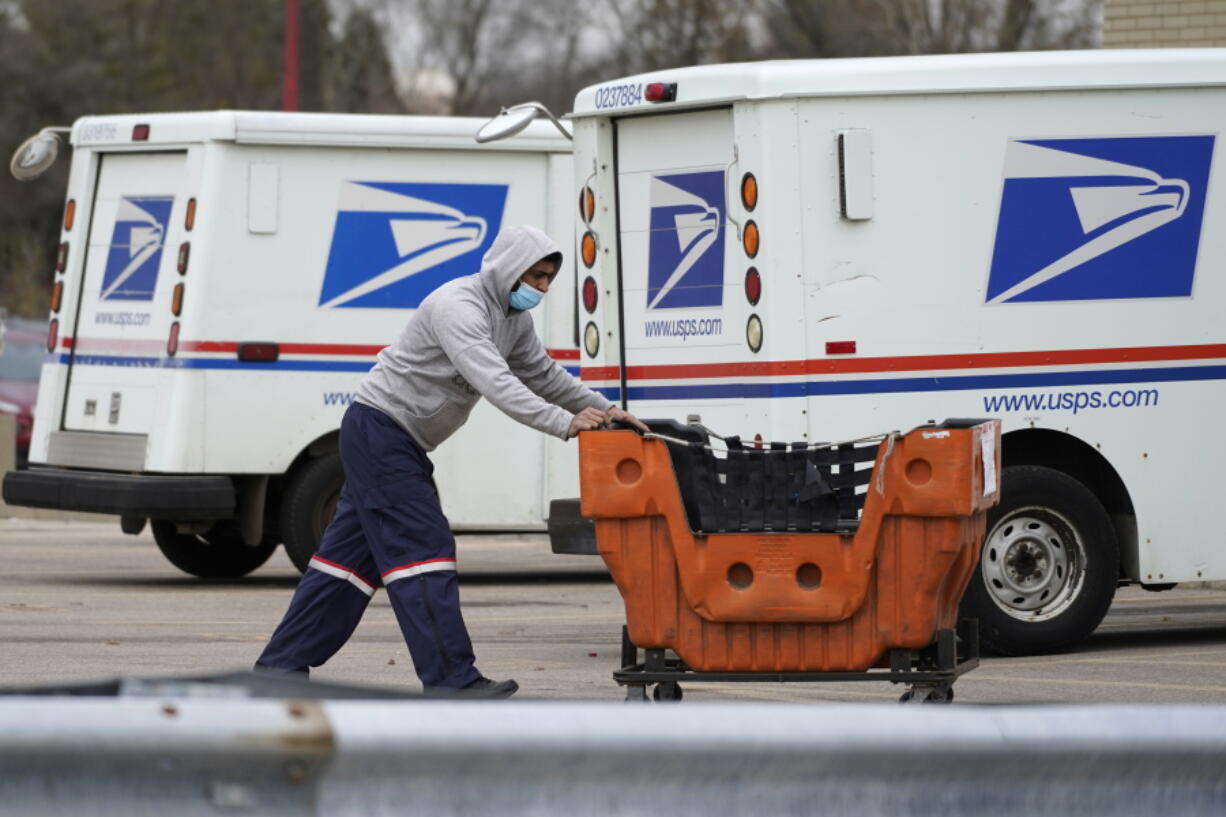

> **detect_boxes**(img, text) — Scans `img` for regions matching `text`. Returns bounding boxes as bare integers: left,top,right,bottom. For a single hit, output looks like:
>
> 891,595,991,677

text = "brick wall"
1104,0,1226,47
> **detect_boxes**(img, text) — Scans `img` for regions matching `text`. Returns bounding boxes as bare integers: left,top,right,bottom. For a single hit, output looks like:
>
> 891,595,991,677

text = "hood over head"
477,225,563,309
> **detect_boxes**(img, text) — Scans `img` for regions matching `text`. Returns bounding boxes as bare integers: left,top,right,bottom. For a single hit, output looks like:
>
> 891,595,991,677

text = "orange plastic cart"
579,418,1001,702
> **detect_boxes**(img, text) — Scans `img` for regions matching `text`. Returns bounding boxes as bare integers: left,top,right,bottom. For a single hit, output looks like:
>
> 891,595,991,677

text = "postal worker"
256,225,646,697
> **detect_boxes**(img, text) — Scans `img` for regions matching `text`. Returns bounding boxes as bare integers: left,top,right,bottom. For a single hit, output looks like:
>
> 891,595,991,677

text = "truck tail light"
746,314,763,354
171,283,185,317
63,199,76,231
55,241,68,272
132,124,150,141
583,322,600,358
741,173,758,211
46,319,59,353
644,82,677,103
166,322,180,357
50,281,63,313
582,276,598,313
177,242,190,274
237,342,280,362
579,186,595,223
581,232,597,268
826,341,857,355
745,267,761,305
743,221,759,258
185,198,197,231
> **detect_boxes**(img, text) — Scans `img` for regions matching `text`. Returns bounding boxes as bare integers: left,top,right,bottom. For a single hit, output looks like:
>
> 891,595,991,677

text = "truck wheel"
151,520,277,579
959,465,1119,656
280,453,343,573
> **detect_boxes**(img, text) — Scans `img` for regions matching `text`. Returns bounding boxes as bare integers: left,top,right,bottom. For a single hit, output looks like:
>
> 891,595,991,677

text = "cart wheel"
900,684,954,704
653,682,683,702
625,685,649,703
929,685,954,704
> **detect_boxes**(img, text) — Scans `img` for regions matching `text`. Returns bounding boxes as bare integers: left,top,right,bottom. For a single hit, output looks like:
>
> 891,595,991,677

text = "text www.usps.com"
644,317,723,340
983,388,1159,415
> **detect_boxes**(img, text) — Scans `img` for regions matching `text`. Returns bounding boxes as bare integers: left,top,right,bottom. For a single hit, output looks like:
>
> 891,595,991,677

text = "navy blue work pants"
257,401,481,689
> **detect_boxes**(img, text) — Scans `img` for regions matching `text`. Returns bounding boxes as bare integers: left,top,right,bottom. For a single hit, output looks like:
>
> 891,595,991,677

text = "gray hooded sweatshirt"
355,225,613,451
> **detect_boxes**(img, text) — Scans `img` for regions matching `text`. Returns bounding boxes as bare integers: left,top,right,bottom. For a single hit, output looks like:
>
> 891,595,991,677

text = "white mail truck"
3,111,579,578
559,49,1226,654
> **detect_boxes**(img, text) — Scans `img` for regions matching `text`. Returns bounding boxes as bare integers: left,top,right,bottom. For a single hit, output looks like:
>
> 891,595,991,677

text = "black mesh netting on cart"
641,420,889,535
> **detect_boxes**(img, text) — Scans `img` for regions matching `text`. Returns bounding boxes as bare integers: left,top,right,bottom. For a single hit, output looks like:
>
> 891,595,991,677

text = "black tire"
151,520,277,579
280,453,343,573
959,465,1119,656
653,682,683,701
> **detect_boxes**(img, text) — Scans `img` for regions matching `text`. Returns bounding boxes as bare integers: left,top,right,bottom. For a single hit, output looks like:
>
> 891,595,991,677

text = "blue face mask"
509,284,544,311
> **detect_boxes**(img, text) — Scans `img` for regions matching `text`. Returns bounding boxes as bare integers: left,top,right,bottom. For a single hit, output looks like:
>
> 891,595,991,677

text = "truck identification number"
594,83,643,110
79,122,119,142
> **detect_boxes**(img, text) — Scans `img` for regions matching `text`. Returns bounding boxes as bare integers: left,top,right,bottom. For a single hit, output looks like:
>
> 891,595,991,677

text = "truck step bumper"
3,468,235,519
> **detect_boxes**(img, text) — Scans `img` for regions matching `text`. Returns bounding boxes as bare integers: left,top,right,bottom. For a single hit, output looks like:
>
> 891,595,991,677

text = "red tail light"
132,124,150,141
46,319,59,353
237,342,279,362
56,241,68,272
826,341,857,355
166,322,180,357
745,267,761,305
177,242,190,274
644,82,677,103
582,276,598,313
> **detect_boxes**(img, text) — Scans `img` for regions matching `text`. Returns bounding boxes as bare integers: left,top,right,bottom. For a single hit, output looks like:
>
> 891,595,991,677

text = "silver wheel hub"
981,508,1085,622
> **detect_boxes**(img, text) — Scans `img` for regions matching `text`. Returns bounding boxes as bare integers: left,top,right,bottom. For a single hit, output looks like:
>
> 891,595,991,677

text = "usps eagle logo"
100,196,174,301
986,136,1215,303
317,181,507,309
646,170,726,309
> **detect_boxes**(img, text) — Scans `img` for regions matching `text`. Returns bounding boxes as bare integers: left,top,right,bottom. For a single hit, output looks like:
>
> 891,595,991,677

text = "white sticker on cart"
981,430,998,496
922,430,951,439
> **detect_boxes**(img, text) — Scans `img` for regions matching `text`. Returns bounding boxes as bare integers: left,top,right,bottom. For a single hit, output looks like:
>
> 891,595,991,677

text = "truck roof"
70,110,571,153
571,48,1226,118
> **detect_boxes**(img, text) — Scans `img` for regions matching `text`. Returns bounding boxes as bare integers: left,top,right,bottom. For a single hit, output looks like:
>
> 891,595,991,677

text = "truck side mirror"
10,128,68,181
475,102,572,144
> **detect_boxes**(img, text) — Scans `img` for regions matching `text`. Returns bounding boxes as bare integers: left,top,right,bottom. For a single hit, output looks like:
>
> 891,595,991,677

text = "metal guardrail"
2,696,1226,816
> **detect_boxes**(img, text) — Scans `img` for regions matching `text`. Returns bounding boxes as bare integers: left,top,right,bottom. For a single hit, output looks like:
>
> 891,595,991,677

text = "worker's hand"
567,407,609,438
606,406,650,433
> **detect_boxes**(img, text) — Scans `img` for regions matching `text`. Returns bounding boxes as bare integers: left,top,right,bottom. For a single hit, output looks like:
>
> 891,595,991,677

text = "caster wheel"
652,682,683,701
625,685,649,702
900,684,954,704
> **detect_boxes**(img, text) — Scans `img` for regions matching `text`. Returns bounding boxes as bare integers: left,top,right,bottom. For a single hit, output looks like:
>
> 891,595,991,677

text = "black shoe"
253,661,309,678
423,676,518,699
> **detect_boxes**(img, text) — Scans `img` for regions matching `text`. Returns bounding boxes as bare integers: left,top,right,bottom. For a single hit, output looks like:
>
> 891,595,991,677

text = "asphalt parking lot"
2,517,1226,704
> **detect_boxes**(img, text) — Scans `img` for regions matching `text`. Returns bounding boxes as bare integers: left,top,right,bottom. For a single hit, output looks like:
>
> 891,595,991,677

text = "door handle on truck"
725,146,742,241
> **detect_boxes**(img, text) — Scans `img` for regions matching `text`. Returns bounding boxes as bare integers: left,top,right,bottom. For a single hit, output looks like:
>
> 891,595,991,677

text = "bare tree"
603,0,758,74
760,0,1100,59
333,7,405,113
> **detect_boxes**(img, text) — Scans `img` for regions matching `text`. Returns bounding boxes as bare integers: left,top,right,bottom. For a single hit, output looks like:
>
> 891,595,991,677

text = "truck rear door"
613,108,749,424
62,151,188,447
